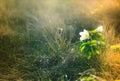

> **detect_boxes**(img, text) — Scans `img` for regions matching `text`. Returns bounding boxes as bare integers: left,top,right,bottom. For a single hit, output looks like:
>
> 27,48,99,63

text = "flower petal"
96,26,103,32
79,32,83,35
79,29,89,41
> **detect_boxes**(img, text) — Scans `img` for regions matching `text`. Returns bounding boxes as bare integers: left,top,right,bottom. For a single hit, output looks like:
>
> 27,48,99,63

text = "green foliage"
79,28,106,59
79,77,96,81
0,0,109,81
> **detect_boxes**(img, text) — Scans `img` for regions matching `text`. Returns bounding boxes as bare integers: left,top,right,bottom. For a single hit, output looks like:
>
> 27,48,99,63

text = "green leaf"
80,46,86,52
90,43,97,47
86,77,93,81
98,32,102,36
49,78,52,81
80,42,87,47
95,50,100,54
91,40,97,43
86,51,92,59
101,41,105,45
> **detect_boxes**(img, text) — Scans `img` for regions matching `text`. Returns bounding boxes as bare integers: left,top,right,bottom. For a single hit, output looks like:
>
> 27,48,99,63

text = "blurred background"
0,0,120,81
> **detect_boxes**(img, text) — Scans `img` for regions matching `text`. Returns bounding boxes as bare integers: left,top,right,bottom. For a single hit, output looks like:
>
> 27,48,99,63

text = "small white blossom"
79,29,89,41
96,26,103,32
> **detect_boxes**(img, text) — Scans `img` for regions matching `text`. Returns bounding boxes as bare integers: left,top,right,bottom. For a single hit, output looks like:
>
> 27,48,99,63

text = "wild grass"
0,0,120,81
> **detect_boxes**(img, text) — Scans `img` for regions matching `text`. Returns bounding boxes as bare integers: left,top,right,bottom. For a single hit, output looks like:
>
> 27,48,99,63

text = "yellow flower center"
83,34,89,38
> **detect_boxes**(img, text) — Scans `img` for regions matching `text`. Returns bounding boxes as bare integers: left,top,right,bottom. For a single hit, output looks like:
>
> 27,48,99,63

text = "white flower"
79,29,89,41
96,26,103,32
